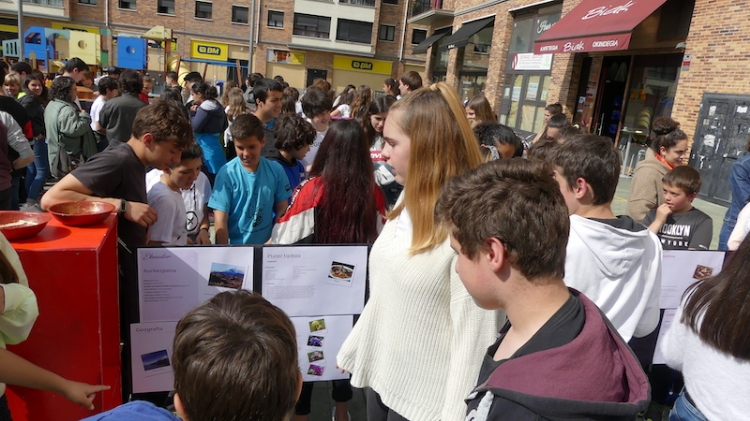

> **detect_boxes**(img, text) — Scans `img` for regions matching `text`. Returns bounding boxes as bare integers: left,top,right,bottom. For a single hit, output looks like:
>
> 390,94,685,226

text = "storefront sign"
267,49,305,65
512,53,553,71
333,56,392,75
191,40,227,61
535,33,632,54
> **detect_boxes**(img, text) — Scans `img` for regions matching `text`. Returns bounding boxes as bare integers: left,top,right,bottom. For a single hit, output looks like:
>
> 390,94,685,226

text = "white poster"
291,315,352,382
262,246,368,317
130,322,178,393
659,250,725,309
652,309,677,365
138,247,255,322
512,53,553,71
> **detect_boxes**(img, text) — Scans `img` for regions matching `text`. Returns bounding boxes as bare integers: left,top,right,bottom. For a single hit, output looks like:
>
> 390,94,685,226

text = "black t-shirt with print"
642,207,713,250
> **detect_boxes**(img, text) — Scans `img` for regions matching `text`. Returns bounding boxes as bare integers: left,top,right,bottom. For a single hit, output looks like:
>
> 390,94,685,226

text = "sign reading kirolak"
534,33,632,54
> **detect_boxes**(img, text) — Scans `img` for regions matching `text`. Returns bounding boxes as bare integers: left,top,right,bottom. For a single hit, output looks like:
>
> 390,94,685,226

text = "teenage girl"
18,75,48,211
627,116,689,223
272,119,386,421
337,83,500,421
224,87,251,160
191,82,228,183
363,95,401,207
465,94,497,128
661,234,750,420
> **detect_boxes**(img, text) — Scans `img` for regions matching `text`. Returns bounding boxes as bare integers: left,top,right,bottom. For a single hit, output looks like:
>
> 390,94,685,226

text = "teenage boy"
147,142,204,246
209,114,291,245
548,134,661,343
268,114,316,192
643,166,713,250
251,78,283,158
90,77,119,152
435,159,650,420
41,102,194,370
99,69,147,145
398,71,422,96
182,72,203,107
146,168,213,245
62,57,89,83
300,88,332,169
81,290,302,421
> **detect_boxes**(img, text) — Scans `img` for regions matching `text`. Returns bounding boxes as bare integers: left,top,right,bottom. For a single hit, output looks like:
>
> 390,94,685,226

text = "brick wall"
670,0,749,145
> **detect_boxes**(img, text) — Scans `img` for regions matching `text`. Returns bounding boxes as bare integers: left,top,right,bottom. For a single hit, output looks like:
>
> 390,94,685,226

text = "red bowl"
0,211,51,240
47,201,116,227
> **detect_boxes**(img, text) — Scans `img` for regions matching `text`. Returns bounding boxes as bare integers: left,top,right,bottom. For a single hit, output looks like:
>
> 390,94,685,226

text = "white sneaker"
20,203,42,212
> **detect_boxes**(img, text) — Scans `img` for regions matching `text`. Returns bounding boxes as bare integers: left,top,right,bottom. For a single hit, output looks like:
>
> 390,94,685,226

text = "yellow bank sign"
333,55,392,75
191,40,228,61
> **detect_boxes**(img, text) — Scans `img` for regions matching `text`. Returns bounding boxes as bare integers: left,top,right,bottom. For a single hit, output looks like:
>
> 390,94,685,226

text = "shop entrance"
592,56,630,143
689,93,750,206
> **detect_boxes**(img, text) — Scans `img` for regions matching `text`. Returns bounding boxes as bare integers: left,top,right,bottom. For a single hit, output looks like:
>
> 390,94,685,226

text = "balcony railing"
339,0,375,7
410,0,441,17
23,0,63,6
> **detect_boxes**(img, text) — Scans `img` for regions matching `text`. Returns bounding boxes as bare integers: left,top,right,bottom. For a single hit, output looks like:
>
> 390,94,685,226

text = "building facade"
0,0,429,93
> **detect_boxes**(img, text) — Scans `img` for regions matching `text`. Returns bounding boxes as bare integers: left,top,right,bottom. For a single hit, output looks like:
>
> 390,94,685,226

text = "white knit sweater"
337,210,501,421
661,302,750,420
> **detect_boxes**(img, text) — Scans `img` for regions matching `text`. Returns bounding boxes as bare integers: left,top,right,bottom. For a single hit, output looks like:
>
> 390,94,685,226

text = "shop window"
378,25,395,42
195,1,212,19
411,29,427,45
268,10,284,28
118,0,135,10
78,0,97,5
463,25,493,71
293,14,331,39
233,6,249,24
458,74,486,103
157,0,174,15
23,0,63,5
336,19,372,44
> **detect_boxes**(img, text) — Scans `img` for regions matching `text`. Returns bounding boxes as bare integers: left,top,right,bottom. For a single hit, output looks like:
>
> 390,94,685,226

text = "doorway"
592,56,630,143
306,69,327,89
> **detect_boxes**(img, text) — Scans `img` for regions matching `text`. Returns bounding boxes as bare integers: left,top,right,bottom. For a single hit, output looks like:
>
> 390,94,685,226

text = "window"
339,0,375,6
157,0,174,14
293,14,331,39
268,10,284,28
78,0,97,5
383,0,398,4
232,6,249,24
118,0,135,9
336,19,372,44
378,24,395,42
195,1,212,19
23,0,63,6
411,29,427,45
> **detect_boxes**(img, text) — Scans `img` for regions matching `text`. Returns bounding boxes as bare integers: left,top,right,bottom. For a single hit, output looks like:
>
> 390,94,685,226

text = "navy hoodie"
191,99,227,134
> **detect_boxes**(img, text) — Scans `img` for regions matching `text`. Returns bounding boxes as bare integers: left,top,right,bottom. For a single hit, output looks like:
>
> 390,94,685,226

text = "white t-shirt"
147,182,188,245
89,95,106,132
146,170,212,237
302,123,328,168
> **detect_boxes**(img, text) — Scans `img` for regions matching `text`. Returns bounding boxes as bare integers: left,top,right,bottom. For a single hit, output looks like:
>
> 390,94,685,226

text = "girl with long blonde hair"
337,82,500,421
223,87,251,160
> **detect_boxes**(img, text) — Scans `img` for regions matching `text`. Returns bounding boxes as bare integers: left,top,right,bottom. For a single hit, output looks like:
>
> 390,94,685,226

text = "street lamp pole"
248,0,255,75
17,0,24,61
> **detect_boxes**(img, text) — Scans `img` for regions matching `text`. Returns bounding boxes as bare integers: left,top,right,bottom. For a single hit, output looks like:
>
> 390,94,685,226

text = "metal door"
305,69,327,89
689,94,750,205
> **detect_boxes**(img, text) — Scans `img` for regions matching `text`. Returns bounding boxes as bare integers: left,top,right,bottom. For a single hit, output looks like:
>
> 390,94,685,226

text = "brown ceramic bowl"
0,211,51,240
47,201,116,227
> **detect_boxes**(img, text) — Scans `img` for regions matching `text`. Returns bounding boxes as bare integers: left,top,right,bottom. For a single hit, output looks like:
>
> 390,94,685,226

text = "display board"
132,244,368,393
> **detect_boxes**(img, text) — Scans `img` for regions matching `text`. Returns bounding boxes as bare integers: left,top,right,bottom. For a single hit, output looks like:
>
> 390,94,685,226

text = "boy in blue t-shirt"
209,114,291,244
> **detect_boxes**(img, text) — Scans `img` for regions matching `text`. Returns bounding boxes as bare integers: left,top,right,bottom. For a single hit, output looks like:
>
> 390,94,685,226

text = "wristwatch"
120,199,127,214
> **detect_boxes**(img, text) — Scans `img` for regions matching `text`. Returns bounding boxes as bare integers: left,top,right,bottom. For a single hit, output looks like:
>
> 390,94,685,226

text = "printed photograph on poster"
292,315,353,382
660,251,725,309
327,262,354,287
262,246,368,317
309,318,327,334
207,262,246,289
307,335,324,348
130,322,178,393
307,351,325,363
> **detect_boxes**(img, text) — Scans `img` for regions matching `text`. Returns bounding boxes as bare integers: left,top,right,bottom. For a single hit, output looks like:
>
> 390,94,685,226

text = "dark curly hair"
649,116,687,153
274,114,316,151
118,69,143,95
49,76,77,104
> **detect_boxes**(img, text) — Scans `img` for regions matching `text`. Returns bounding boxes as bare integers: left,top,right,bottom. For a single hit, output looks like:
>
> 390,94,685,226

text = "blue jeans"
718,217,735,250
669,391,707,421
25,139,49,204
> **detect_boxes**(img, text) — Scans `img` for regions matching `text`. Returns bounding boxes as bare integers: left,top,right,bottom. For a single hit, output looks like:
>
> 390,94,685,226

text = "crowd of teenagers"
0,57,747,421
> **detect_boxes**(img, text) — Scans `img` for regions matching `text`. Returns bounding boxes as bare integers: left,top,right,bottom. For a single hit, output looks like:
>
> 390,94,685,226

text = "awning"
533,0,669,54
412,29,450,54
440,16,494,50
